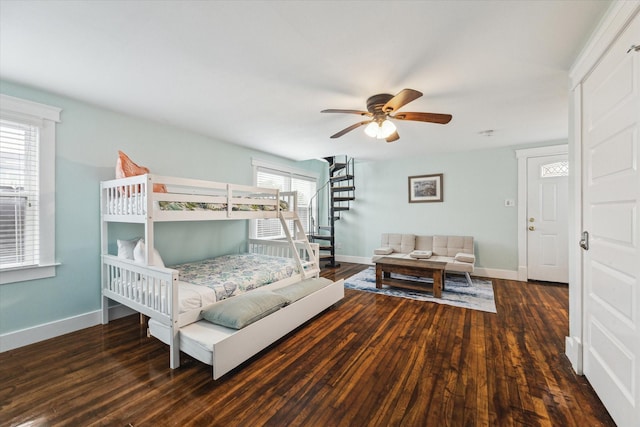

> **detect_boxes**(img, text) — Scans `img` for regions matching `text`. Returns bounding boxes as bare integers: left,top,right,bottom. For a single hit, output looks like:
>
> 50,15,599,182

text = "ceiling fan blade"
386,131,400,143
321,109,372,117
382,89,423,113
393,112,452,124
330,120,372,139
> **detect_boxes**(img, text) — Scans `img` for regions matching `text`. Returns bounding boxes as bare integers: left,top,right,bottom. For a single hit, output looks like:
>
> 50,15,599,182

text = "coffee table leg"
433,270,443,298
376,264,382,289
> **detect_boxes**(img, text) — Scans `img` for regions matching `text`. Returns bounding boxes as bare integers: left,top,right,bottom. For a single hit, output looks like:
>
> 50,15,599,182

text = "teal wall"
0,80,325,335
0,78,565,338
334,144,560,271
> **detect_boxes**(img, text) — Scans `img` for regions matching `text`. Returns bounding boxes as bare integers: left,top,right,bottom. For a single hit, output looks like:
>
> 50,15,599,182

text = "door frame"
566,1,640,376
515,144,568,282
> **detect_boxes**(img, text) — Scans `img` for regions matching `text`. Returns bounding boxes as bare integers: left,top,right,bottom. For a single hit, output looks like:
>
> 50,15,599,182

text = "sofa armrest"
454,252,475,264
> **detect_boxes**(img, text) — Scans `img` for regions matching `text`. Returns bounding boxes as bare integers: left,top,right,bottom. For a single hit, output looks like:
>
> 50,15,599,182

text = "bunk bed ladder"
309,155,355,268
279,212,320,277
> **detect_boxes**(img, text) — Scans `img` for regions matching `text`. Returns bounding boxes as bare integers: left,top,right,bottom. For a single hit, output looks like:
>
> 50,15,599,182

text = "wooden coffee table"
374,257,447,298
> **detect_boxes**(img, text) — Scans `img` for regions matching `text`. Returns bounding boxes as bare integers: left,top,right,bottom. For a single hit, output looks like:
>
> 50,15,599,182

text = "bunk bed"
101,173,344,379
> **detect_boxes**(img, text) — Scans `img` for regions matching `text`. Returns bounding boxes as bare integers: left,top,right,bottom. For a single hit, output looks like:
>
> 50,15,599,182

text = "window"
0,94,60,284
540,161,569,178
252,160,317,239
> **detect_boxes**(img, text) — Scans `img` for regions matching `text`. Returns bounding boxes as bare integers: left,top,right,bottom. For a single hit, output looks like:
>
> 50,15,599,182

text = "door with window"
526,154,569,283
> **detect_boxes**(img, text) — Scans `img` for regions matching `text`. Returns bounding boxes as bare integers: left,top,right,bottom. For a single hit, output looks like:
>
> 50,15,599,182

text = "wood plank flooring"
1,263,614,426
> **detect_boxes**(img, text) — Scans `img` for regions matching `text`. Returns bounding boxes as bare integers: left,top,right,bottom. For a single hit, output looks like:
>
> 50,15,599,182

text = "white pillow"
117,238,141,260
133,239,165,267
454,252,475,263
374,247,393,255
409,250,432,259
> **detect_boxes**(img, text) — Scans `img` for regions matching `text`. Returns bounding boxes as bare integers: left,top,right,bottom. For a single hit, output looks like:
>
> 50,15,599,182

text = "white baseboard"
335,255,372,265
518,266,528,282
474,267,519,281
565,336,583,375
0,304,136,353
334,255,519,281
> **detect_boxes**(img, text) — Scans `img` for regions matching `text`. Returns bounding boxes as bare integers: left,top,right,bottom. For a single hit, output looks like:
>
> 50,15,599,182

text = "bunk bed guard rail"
101,174,297,220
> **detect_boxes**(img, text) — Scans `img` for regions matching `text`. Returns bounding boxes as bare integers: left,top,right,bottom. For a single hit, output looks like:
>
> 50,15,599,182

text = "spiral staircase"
308,156,355,268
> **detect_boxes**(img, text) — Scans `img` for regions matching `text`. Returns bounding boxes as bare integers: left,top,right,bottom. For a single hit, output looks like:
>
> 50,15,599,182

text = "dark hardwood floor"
1,263,614,426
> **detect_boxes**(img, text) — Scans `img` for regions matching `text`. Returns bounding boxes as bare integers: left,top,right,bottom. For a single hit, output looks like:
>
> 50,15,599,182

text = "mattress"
111,253,299,314
178,281,218,312
170,253,299,301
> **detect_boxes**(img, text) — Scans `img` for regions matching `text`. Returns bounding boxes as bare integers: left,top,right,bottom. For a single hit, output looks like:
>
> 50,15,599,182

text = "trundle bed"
101,173,344,379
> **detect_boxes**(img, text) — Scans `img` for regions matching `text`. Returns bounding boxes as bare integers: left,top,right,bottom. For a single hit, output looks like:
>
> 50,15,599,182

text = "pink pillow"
115,150,167,193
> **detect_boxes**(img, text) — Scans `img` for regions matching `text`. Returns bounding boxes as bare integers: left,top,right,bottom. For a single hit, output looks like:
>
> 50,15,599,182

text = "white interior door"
526,154,569,283
582,13,640,427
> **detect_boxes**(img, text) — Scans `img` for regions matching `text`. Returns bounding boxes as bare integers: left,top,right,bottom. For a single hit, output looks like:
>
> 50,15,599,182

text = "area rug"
344,267,497,313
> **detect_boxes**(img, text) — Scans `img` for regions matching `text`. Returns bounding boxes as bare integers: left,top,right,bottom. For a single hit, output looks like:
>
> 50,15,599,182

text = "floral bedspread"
171,253,298,301
158,199,288,212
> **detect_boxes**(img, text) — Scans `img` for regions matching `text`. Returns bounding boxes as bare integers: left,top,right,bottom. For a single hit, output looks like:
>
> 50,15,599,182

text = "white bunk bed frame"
100,174,342,375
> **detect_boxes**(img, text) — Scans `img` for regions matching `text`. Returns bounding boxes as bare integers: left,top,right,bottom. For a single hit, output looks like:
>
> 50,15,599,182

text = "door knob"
528,225,535,231
580,231,589,250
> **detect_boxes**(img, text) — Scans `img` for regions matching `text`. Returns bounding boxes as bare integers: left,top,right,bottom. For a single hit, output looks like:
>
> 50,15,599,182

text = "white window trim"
251,158,319,180
0,94,61,285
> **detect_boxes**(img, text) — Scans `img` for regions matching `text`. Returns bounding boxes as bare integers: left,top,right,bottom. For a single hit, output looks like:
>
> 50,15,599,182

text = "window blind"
254,167,316,239
0,119,39,268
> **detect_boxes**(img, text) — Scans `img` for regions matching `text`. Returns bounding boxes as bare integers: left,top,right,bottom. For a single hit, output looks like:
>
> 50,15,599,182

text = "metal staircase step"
309,234,332,240
318,225,333,231
333,196,355,202
331,162,347,172
333,206,350,211
331,185,355,192
330,174,354,183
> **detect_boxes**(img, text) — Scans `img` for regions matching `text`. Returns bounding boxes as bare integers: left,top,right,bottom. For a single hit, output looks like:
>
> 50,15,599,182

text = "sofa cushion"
201,291,288,329
409,250,432,259
415,235,433,251
272,277,332,303
382,233,416,253
433,235,474,257
374,247,394,255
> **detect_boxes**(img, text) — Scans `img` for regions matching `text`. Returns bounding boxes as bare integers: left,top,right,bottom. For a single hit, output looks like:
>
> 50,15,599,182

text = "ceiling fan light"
364,121,379,138
380,119,396,138
364,120,396,139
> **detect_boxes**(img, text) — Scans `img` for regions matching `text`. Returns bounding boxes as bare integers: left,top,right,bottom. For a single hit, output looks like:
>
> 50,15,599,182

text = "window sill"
0,263,60,285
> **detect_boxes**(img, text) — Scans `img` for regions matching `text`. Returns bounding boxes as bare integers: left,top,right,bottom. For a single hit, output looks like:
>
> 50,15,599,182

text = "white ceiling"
0,0,610,161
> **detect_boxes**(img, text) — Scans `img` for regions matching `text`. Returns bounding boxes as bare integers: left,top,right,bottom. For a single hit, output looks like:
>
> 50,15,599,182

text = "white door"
527,154,569,282
582,13,640,427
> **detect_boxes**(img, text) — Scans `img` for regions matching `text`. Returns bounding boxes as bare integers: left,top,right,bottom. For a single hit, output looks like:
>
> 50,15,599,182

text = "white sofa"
372,233,476,286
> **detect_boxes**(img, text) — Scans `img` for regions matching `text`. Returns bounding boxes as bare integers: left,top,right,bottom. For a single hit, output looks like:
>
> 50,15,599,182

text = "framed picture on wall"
408,173,443,203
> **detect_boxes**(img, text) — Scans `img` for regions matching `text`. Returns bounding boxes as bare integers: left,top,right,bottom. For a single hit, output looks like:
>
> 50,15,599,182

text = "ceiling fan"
321,88,452,143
